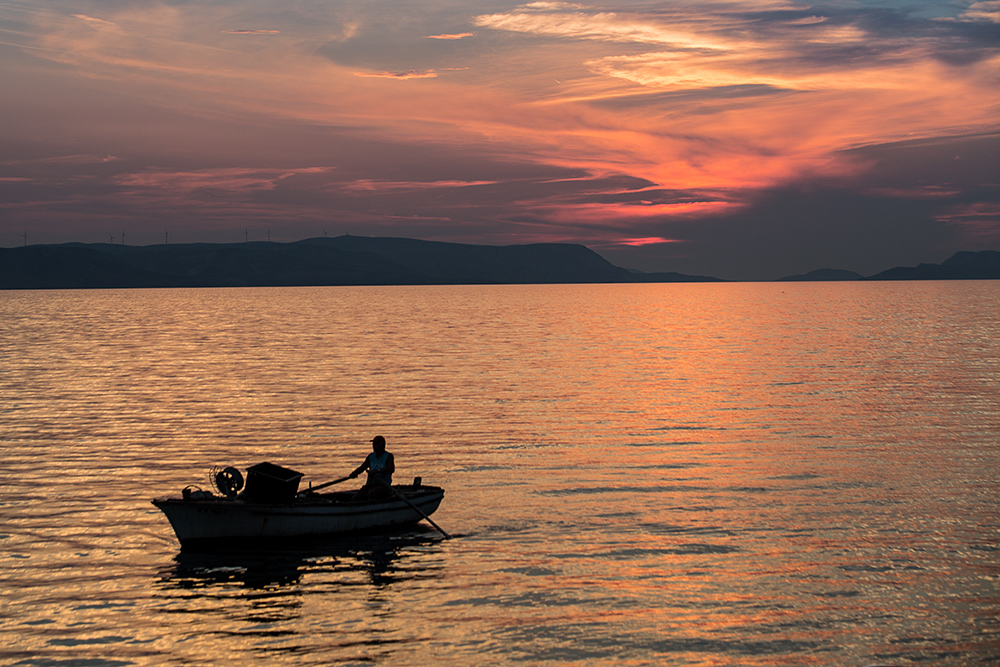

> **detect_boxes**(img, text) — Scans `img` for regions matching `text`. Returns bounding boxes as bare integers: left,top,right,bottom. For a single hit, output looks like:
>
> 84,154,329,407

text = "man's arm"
349,457,369,478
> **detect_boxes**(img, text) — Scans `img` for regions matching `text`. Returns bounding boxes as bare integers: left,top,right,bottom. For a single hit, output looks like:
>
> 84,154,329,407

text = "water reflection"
159,528,445,593
148,529,448,663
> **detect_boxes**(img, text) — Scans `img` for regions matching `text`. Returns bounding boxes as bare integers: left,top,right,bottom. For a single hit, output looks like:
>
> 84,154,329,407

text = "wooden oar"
297,475,352,496
375,477,451,539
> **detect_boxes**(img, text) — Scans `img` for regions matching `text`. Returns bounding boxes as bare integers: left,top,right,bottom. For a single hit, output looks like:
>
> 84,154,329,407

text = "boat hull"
152,485,444,547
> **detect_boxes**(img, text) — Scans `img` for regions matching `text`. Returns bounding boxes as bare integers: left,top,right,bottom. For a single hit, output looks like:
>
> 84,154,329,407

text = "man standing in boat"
350,435,395,500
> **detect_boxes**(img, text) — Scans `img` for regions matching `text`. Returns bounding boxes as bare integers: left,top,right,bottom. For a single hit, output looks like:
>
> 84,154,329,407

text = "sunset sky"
1,0,998,279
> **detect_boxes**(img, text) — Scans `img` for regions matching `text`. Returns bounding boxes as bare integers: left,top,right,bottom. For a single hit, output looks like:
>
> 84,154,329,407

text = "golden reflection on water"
1,282,998,665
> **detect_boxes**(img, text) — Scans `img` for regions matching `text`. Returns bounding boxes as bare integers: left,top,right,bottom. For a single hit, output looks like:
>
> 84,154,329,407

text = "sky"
1,0,998,280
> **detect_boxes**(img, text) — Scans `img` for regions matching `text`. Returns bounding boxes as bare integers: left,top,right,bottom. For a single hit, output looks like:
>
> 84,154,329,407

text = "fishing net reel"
210,466,244,498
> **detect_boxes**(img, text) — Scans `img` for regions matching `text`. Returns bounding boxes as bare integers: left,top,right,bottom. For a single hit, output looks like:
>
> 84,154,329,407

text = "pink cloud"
937,203,1000,242
525,200,742,229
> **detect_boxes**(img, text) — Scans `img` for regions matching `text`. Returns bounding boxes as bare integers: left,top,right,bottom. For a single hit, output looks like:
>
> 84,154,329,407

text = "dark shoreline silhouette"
0,236,721,289
1,237,997,289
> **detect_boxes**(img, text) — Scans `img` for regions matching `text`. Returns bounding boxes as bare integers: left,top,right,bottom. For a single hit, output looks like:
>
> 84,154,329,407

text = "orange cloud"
426,32,475,40
619,237,682,246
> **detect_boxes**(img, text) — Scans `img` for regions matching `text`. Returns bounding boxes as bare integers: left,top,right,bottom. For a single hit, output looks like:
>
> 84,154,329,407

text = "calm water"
1,282,998,666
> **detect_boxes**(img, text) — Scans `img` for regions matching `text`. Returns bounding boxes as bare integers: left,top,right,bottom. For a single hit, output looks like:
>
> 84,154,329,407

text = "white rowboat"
152,483,445,548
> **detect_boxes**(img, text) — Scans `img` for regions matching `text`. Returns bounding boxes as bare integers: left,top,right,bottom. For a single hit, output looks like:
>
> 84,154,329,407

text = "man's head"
371,435,386,453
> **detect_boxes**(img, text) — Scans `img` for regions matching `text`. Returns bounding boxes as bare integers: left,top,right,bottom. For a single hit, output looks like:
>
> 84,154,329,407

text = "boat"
151,461,446,548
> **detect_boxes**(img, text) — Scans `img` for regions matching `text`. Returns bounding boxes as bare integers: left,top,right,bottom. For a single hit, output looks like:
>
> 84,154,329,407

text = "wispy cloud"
222,29,281,35
113,167,334,195
426,32,475,40
353,69,438,79
936,203,1000,242
474,2,999,174
5,154,121,167
474,6,730,49
618,237,681,247
72,14,124,33
341,179,497,193
959,1,1000,22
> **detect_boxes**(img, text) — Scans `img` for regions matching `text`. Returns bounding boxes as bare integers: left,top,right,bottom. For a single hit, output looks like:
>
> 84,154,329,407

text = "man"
350,435,395,500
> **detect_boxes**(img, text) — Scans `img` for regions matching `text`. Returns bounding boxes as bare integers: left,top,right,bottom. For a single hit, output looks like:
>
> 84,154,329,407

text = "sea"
1,281,998,666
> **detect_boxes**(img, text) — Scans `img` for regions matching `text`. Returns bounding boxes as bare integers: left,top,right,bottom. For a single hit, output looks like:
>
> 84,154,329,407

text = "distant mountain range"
863,250,1000,281
0,237,997,289
777,251,1000,282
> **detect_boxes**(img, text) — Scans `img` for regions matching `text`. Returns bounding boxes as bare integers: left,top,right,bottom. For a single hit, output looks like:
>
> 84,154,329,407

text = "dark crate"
244,462,304,504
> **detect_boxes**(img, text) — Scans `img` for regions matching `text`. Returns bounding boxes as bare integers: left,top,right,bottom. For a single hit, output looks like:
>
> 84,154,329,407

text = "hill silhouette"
865,250,1000,280
0,236,720,289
